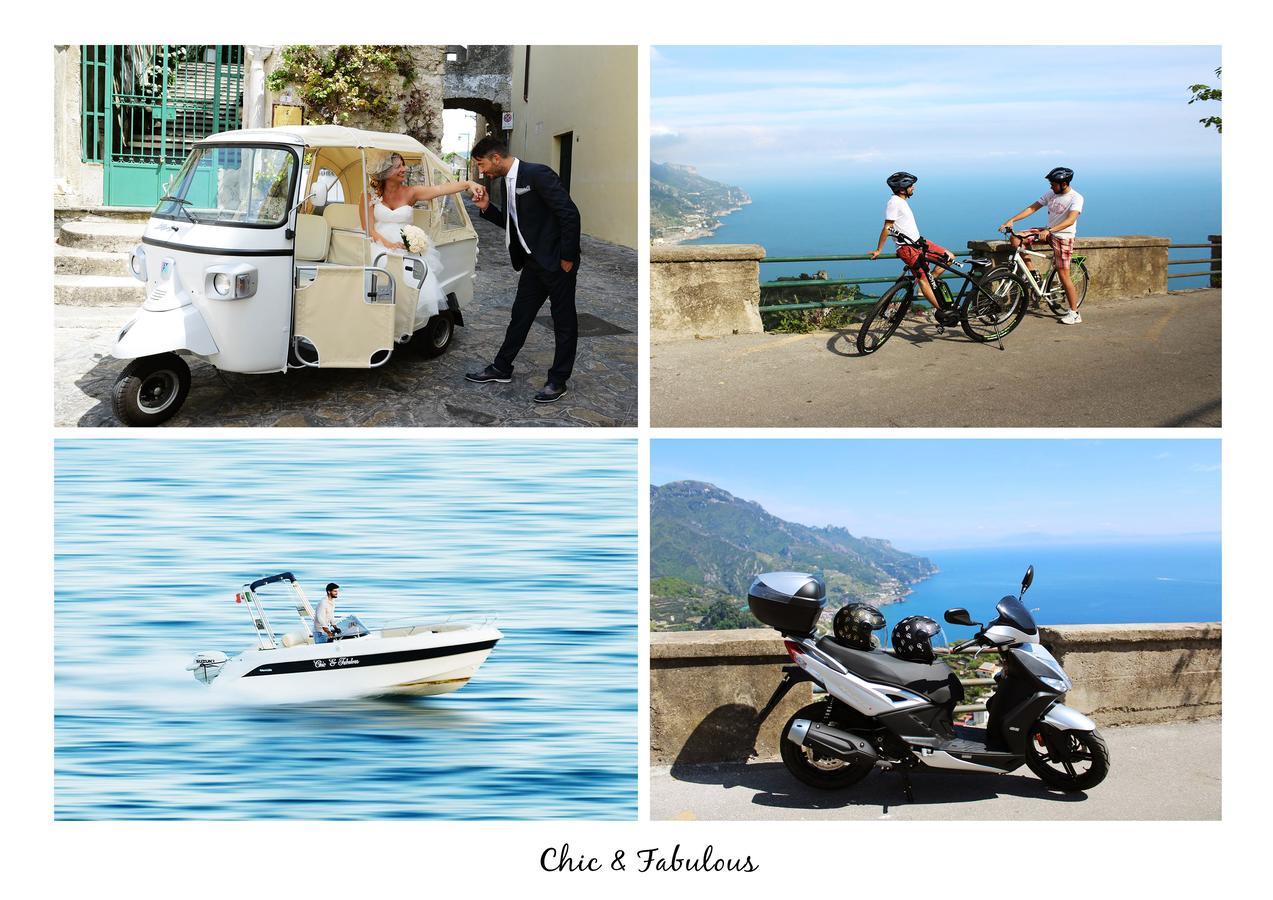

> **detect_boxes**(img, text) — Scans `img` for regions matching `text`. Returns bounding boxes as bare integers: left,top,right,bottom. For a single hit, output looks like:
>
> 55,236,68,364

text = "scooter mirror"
944,608,976,627
1021,565,1035,595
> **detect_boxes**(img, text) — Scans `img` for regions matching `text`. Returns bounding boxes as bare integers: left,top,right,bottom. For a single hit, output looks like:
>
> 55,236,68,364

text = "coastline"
652,198,751,245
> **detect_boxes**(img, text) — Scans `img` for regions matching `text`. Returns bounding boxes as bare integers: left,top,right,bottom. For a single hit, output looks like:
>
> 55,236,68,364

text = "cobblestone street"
55,201,637,427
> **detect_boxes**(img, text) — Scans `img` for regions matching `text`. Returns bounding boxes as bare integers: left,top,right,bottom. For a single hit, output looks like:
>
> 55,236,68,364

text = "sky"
651,439,1221,552
651,46,1222,182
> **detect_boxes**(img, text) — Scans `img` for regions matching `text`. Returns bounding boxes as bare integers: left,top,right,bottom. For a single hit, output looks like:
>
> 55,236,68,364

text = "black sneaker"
533,382,568,404
465,365,512,384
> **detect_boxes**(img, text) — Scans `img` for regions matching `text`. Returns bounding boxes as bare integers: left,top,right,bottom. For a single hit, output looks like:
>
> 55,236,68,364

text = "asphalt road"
651,718,1220,821
651,290,1221,428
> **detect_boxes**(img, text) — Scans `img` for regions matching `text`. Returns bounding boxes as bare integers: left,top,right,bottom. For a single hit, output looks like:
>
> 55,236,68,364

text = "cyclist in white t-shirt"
869,172,954,320
999,167,1086,324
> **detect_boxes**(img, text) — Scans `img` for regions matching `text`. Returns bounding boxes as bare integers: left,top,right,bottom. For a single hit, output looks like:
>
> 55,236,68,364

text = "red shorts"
1018,229,1074,271
896,240,950,275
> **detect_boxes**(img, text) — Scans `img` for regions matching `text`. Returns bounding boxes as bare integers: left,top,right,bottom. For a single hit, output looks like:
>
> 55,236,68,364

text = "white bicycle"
995,227,1090,316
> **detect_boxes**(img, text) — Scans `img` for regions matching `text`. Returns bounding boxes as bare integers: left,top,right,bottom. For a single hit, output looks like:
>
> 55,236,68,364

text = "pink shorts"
896,240,950,275
1018,229,1074,270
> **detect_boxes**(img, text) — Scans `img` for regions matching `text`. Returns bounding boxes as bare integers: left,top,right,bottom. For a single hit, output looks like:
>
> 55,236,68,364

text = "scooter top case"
747,572,827,635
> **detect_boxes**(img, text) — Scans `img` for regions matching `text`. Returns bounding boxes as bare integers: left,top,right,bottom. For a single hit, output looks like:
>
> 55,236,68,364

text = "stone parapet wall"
650,623,1221,766
966,235,1171,301
1039,623,1221,725
650,244,765,342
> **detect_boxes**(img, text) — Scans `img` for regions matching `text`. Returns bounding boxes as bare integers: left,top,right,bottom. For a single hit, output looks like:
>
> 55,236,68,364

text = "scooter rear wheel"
1025,725,1110,792
779,702,875,790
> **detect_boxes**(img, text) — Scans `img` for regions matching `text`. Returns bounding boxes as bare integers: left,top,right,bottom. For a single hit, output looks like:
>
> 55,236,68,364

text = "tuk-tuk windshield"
155,145,297,227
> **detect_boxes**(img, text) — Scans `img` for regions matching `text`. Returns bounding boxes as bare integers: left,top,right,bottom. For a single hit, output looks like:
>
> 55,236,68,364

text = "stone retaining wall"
966,235,1171,302
649,623,1221,766
650,244,765,342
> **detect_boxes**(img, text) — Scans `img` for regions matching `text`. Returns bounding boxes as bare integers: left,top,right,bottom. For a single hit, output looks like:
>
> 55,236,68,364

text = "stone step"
54,246,133,278
57,220,147,253
55,274,146,307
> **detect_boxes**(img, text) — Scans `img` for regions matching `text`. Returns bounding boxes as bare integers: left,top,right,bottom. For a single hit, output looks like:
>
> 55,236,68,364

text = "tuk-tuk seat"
322,203,370,266
294,214,330,262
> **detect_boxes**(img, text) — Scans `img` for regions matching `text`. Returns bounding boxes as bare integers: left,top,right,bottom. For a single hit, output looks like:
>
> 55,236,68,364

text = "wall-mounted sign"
272,104,303,127
501,112,514,131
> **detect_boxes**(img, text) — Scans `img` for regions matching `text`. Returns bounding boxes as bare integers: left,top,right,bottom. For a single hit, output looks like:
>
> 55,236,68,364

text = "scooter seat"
816,637,964,704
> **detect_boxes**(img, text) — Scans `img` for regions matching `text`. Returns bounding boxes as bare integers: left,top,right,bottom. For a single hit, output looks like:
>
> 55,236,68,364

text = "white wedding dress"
371,200,445,323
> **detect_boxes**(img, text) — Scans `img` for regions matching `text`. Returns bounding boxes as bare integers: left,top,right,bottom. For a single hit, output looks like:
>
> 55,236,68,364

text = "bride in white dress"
359,151,484,324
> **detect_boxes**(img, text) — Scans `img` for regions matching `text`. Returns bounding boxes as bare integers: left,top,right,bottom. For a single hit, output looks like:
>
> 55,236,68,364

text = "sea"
866,541,1222,642
686,171,1222,292
54,439,638,820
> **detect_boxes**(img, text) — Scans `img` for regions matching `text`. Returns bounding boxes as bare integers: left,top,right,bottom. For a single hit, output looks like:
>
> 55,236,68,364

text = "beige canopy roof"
201,125,429,155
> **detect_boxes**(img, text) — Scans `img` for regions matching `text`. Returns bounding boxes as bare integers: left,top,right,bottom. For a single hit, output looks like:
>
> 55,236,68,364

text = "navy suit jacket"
480,161,582,273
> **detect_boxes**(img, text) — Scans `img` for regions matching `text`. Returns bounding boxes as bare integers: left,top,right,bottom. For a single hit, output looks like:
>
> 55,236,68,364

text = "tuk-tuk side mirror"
944,608,977,627
1021,565,1034,597
308,182,328,209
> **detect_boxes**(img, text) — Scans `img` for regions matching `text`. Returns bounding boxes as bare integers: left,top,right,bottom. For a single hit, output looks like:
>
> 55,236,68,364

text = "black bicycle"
856,235,1030,355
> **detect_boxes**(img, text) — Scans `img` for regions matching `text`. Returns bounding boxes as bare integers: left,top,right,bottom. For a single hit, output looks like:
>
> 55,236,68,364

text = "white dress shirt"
313,594,336,635
504,157,532,255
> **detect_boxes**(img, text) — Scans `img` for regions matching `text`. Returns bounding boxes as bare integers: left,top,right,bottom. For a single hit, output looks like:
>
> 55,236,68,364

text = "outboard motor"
187,650,228,685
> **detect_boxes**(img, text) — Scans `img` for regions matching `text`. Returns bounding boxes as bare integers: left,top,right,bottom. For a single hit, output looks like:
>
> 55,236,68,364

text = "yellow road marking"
737,334,814,356
1145,305,1179,343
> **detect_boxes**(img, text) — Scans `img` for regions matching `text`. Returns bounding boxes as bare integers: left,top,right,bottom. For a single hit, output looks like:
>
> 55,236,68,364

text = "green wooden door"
82,45,245,207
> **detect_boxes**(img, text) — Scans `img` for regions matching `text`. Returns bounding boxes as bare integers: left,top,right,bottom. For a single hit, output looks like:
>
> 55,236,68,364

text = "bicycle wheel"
1042,259,1089,313
961,270,1029,342
856,281,912,355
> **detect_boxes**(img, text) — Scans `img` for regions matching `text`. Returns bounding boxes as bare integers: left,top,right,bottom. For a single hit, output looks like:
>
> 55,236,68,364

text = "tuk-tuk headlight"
129,246,147,282
205,264,258,300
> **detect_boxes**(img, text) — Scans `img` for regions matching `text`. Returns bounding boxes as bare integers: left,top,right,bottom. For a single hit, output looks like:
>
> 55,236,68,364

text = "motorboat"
187,572,501,700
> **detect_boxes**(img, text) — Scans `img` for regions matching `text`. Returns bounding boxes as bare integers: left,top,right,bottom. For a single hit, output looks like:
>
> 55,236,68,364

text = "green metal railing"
79,45,244,207
1167,237,1222,288
759,251,972,313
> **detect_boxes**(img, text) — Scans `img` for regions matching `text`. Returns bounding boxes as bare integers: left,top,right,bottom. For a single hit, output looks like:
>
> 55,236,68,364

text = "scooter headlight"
212,273,232,296
1040,674,1071,692
129,246,147,282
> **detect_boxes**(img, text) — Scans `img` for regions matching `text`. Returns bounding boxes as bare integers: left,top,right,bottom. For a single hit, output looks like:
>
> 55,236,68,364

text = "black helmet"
1045,166,1074,184
886,171,918,192
892,615,941,663
833,603,886,650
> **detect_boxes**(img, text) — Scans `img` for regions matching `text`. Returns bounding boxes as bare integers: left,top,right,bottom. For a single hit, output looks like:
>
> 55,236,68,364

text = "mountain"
650,162,749,242
651,481,937,631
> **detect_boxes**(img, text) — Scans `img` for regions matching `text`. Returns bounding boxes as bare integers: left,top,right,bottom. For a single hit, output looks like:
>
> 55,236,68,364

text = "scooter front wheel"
779,703,875,790
111,353,191,427
1025,725,1110,792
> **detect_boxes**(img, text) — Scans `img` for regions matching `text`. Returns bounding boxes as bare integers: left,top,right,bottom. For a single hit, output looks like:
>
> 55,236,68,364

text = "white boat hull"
207,624,501,702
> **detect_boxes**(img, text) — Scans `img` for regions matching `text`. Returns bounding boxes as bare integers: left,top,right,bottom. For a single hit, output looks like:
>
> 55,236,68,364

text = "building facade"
506,46,637,249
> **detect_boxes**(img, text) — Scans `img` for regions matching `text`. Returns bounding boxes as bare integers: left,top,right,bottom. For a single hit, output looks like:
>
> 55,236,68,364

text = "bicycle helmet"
892,615,942,663
886,171,918,192
832,603,886,650
1044,166,1074,184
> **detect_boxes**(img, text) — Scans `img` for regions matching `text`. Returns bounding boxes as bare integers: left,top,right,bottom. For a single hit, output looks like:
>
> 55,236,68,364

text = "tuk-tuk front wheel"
416,312,454,359
111,353,191,427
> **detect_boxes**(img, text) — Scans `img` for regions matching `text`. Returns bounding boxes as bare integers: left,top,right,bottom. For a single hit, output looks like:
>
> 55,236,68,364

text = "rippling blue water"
55,439,638,820
882,542,1222,640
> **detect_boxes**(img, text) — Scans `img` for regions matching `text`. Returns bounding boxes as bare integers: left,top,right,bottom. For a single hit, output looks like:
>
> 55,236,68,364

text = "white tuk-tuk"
111,125,478,425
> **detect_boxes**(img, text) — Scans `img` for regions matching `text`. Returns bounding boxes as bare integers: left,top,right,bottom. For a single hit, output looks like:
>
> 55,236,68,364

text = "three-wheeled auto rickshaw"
111,125,478,425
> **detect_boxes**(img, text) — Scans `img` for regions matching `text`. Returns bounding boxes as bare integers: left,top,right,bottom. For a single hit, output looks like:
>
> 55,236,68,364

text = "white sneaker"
1060,310,1082,325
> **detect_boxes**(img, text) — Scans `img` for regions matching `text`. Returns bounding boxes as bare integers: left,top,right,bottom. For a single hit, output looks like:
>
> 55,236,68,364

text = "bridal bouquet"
401,224,431,255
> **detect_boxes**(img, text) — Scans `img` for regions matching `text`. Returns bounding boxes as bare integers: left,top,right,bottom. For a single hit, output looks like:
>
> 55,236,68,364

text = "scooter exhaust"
787,718,879,766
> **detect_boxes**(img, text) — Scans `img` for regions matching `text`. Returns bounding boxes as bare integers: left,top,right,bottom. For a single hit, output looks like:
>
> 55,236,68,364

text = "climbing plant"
266,45,416,128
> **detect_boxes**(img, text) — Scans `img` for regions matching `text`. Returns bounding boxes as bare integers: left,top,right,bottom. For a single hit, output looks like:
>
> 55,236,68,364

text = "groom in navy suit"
465,135,582,404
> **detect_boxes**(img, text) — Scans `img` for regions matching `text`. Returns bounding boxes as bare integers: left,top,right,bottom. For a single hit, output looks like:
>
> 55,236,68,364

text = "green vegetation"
1188,66,1222,134
651,481,937,632
760,278,868,334
267,46,416,128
